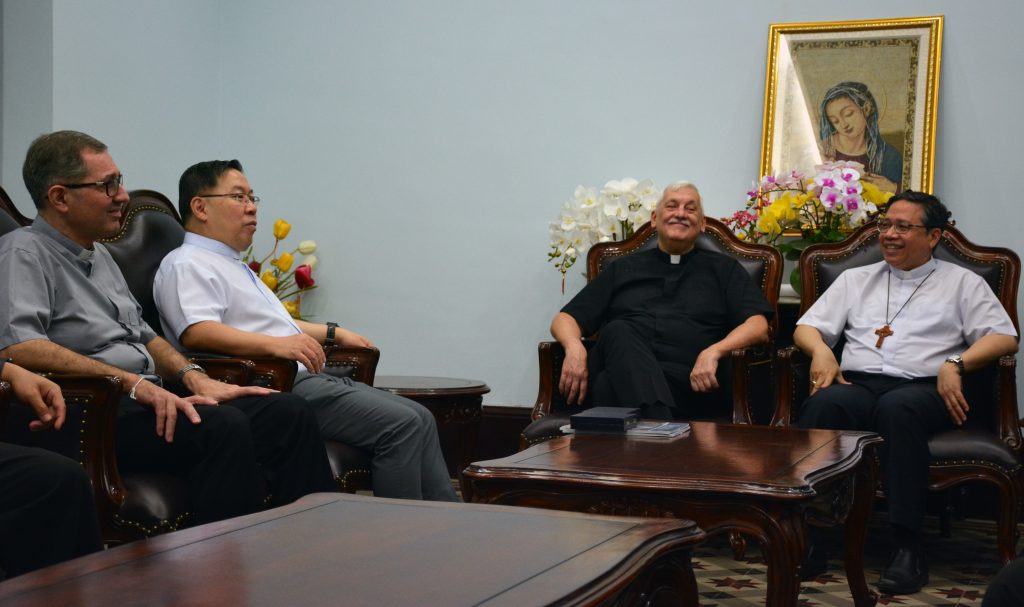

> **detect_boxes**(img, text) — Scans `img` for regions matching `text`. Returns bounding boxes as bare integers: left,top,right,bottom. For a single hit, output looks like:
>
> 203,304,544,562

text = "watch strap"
325,322,339,346
177,363,207,382
945,355,965,374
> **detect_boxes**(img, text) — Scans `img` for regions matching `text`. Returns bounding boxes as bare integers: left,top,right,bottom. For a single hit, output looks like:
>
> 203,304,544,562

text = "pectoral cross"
874,324,893,348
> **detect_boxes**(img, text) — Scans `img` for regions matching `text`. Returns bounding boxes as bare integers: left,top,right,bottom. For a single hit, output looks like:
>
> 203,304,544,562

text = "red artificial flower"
248,260,261,274
294,264,315,289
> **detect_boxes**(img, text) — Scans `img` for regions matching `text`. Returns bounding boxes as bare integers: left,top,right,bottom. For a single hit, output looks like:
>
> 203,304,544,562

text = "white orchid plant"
548,178,659,291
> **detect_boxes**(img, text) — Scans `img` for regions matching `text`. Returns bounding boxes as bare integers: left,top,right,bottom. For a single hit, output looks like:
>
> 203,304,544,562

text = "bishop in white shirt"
794,190,1018,595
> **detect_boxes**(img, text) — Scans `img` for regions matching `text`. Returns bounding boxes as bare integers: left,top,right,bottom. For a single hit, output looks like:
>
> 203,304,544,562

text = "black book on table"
569,407,640,432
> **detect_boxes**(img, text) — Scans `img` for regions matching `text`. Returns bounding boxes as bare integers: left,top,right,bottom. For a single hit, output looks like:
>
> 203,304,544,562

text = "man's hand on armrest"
690,315,769,392
551,312,589,405
793,324,847,395
1,361,66,432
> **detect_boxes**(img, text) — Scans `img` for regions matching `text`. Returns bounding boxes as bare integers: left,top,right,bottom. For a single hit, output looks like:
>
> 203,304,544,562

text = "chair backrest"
0,185,32,235
799,220,1020,334
100,190,186,336
586,217,784,335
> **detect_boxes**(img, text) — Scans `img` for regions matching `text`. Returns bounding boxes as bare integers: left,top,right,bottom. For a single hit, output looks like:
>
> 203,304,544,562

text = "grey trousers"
293,372,457,502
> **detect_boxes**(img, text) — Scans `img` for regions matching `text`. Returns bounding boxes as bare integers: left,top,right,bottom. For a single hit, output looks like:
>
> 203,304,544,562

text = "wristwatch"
177,363,207,382
325,322,339,346
944,354,965,374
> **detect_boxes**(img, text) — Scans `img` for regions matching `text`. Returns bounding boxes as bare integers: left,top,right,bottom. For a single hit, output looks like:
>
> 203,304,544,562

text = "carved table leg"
761,514,804,607
843,446,879,607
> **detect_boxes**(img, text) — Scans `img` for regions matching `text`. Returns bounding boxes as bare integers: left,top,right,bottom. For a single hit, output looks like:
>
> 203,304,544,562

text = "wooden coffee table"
463,421,883,607
0,493,705,606
374,375,489,478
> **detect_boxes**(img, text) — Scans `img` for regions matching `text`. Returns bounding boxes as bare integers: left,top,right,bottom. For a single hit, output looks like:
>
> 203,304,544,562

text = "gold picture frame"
760,16,943,194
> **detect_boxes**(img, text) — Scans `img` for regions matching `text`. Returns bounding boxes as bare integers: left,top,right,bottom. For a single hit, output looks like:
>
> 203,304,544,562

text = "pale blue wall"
3,0,1022,408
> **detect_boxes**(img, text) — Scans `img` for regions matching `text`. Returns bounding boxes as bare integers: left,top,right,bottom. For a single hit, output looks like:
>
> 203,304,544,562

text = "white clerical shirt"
797,258,1017,379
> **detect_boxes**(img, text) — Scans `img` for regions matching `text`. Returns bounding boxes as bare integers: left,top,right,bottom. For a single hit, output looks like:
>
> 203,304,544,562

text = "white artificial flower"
603,197,628,221
573,185,599,210
549,178,658,278
297,240,317,255
603,178,639,195
301,254,319,269
559,212,578,231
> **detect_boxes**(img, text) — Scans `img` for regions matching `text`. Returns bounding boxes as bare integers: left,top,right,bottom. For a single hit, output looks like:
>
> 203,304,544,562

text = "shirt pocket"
114,300,144,335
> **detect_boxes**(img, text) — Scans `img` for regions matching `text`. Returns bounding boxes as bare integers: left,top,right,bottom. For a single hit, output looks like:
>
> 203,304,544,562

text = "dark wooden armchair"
101,189,379,493
523,217,783,448
773,219,1022,563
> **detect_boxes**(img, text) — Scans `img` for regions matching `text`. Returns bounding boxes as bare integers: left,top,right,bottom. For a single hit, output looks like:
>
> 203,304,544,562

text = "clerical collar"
887,258,937,281
184,232,243,260
655,247,696,265
32,215,87,255
31,216,94,274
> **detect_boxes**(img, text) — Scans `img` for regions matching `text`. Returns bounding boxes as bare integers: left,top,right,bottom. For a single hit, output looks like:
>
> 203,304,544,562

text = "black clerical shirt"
562,248,772,369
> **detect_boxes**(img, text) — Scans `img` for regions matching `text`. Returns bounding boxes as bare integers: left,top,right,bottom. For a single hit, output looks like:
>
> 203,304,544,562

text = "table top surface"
465,421,881,498
0,493,701,607
373,374,490,395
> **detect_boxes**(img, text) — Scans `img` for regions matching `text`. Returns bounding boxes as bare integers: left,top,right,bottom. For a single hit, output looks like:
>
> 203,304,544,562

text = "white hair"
662,181,701,201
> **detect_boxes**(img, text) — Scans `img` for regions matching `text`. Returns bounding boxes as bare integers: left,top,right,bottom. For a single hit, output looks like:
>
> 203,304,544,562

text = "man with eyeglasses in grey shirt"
0,131,336,526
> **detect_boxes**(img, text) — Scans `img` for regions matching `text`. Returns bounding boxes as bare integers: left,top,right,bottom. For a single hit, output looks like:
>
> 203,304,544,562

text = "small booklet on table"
625,420,690,438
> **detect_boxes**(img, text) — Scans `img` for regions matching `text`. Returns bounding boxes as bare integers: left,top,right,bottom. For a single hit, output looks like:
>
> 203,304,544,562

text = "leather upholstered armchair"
774,220,1022,563
101,190,379,493
523,217,783,448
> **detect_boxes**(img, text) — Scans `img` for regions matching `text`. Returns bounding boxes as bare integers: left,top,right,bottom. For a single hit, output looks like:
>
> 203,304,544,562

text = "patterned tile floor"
692,517,1009,606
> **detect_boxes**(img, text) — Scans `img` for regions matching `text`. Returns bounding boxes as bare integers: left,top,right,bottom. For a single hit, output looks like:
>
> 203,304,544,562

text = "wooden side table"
373,375,490,479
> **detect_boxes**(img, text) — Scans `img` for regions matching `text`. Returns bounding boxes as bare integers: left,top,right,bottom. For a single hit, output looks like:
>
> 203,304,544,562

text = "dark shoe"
877,547,928,595
799,538,829,581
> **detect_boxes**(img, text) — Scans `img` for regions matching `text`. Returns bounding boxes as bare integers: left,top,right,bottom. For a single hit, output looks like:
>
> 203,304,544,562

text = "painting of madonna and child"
762,21,942,195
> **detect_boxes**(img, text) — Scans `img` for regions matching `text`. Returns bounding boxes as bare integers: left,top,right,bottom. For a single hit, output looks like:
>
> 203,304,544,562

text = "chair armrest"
0,381,9,433
772,346,809,427
3,375,126,537
242,358,299,391
729,344,773,424
324,346,380,385
532,339,596,422
532,341,561,422
193,346,380,391
188,357,256,386
995,354,1020,450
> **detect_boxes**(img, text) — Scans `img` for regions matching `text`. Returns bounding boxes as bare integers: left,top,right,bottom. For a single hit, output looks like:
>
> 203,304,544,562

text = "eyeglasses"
877,218,929,234
60,174,124,197
198,193,260,207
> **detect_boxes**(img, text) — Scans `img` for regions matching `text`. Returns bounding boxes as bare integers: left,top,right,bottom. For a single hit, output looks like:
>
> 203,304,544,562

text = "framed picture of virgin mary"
760,16,943,194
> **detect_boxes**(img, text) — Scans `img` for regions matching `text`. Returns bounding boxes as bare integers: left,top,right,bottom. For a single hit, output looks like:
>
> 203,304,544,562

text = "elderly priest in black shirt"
552,181,773,420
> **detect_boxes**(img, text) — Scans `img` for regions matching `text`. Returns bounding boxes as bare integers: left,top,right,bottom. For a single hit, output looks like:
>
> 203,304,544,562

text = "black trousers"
0,443,102,579
116,392,336,524
797,371,953,533
586,320,729,420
